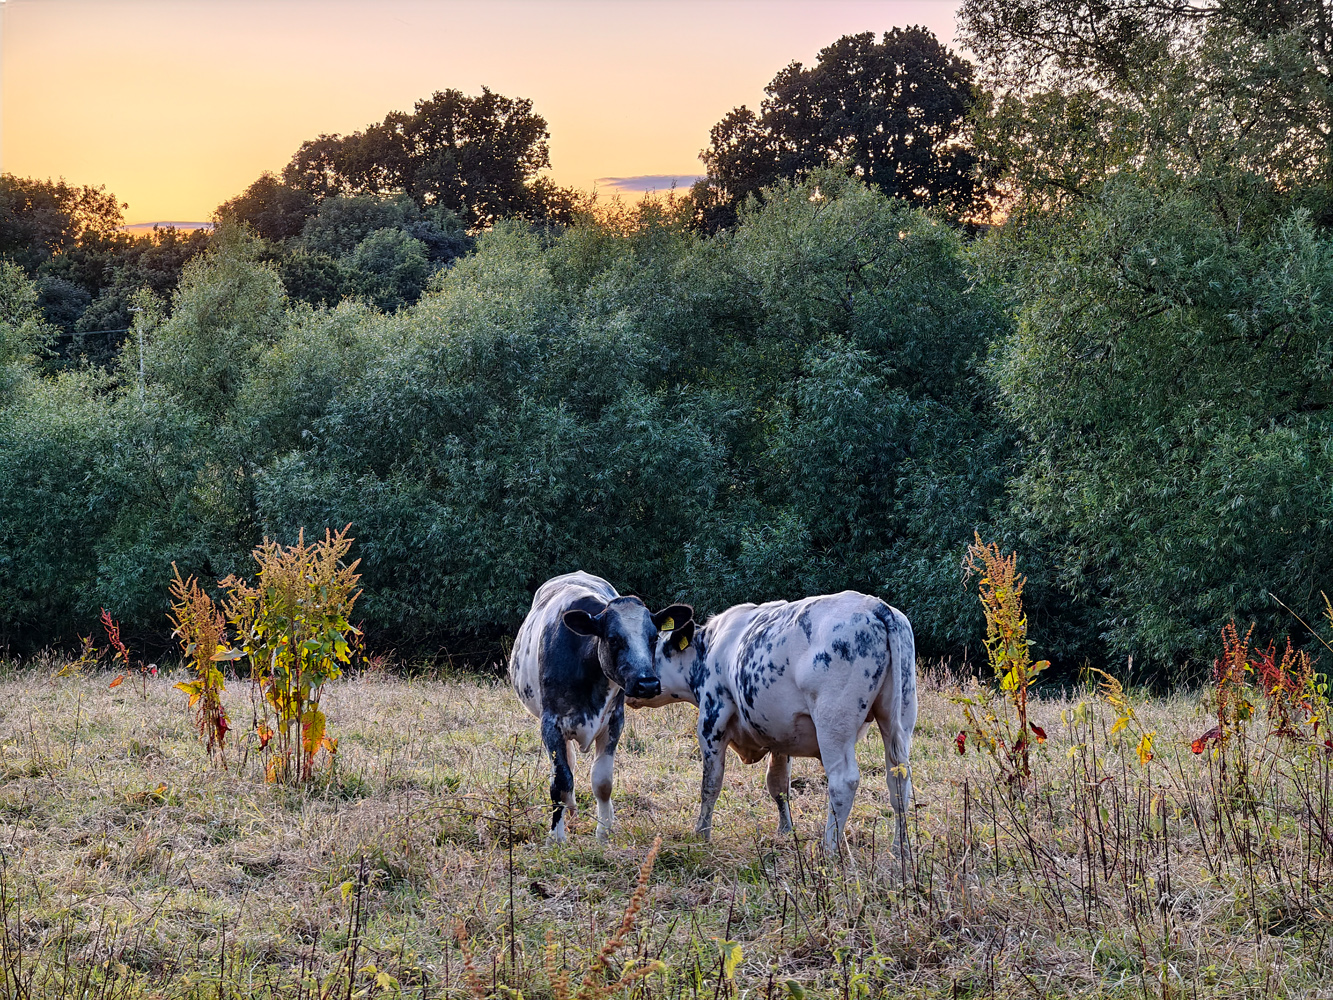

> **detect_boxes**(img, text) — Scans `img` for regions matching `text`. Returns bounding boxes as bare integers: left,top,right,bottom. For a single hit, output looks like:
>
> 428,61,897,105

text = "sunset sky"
1,0,962,224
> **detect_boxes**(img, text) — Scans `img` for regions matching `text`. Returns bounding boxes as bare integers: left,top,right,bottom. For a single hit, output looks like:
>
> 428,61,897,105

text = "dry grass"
0,661,1329,998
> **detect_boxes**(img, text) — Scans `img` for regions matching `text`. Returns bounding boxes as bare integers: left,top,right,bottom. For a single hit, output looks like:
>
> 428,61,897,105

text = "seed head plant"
167,563,233,764
957,533,1049,784
221,526,361,784
1086,666,1156,766
101,607,156,699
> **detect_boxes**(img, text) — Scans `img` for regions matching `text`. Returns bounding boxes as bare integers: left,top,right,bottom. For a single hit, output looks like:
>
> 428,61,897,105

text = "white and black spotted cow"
510,571,694,843
645,591,917,854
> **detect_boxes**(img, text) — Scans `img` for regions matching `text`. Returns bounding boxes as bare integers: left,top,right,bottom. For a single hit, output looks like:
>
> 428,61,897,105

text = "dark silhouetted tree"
0,175,125,272
694,28,986,230
215,173,317,242
281,87,565,227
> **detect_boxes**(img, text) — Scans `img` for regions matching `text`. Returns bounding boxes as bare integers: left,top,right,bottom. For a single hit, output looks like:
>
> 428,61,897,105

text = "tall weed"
221,526,360,784
167,564,233,764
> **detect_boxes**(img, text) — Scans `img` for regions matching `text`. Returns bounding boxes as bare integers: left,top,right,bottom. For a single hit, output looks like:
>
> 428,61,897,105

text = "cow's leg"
875,714,913,860
696,708,730,841
813,716,861,856
765,753,793,835
565,740,579,819
541,715,575,844
591,708,623,842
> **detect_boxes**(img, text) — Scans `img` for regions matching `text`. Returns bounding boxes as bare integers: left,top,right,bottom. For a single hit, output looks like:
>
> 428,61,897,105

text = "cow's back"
712,592,907,758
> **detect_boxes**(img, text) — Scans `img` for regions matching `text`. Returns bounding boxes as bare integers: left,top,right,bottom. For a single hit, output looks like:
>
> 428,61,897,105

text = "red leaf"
1030,722,1047,744
108,674,125,689
954,731,967,755
1191,726,1223,754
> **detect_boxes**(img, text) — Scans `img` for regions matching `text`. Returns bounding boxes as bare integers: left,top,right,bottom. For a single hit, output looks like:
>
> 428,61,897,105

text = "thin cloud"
120,222,214,234
595,174,703,193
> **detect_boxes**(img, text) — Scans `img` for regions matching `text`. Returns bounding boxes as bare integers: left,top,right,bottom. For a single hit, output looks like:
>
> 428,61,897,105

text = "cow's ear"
652,604,694,633
668,619,696,654
563,609,605,637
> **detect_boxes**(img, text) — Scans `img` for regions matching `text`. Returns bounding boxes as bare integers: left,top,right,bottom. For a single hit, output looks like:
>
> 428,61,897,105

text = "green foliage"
1,173,212,350
0,172,1009,658
346,228,430,311
0,262,54,384
979,179,1333,664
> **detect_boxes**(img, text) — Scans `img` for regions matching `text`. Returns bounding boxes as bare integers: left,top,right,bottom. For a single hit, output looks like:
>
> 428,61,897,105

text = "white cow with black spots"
644,591,917,854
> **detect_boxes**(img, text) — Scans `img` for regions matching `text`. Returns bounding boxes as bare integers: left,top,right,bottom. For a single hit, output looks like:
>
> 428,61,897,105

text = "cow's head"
562,598,693,703
650,610,701,706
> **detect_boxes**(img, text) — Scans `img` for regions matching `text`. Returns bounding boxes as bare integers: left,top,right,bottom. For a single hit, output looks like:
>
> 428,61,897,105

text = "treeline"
4,3,1333,675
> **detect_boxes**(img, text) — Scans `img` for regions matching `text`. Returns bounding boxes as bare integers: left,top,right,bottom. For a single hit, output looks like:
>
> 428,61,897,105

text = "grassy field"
0,659,1330,999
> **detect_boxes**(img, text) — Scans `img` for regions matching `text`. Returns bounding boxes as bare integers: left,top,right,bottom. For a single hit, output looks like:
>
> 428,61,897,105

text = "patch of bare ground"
0,663,1329,998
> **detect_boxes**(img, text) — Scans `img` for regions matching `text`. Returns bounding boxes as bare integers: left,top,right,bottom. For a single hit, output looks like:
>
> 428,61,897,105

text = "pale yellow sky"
1,0,962,224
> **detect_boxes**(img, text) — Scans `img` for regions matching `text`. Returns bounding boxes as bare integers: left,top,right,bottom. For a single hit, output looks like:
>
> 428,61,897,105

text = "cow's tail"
872,602,918,773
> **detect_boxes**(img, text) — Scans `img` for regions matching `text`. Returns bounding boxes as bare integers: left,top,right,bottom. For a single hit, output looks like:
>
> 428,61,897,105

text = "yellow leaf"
1136,732,1155,765
302,709,326,756
715,940,743,981
1109,715,1129,736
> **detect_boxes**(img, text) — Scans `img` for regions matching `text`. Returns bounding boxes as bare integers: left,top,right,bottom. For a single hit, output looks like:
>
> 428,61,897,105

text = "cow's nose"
630,676,660,699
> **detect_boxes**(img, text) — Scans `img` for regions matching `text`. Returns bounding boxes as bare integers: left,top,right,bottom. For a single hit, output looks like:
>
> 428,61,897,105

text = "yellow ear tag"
660,617,675,633
677,634,690,652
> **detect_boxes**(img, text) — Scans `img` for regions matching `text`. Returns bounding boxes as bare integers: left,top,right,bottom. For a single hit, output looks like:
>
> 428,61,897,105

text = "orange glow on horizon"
2,1,961,224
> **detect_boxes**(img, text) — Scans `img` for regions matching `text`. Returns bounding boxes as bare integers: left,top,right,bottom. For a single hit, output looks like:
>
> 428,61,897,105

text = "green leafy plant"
221,526,361,784
956,533,1049,784
167,563,233,765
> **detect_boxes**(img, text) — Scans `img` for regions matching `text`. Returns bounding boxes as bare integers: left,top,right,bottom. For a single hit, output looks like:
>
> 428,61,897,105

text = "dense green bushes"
10,156,1333,672
982,179,1333,667
0,173,1007,659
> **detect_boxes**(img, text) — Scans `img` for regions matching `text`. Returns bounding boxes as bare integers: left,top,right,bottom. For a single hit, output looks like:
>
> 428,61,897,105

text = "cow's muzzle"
627,676,661,700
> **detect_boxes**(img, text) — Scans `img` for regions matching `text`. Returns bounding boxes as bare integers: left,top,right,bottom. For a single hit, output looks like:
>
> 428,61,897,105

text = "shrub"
221,527,360,784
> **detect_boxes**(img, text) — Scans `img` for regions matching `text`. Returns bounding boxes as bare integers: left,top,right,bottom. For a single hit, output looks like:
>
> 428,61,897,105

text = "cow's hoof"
776,821,793,836
694,826,713,842
595,825,611,843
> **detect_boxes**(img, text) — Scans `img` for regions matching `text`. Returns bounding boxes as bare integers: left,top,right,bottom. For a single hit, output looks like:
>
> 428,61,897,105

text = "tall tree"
0,175,125,272
282,87,563,228
960,0,1333,219
214,172,317,242
694,28,986,230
